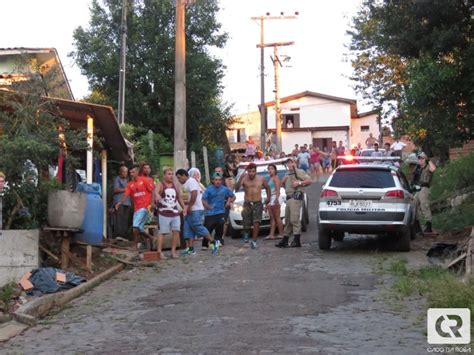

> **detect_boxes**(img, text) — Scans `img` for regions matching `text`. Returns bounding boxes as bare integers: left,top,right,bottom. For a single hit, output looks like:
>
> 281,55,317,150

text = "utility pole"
117,0,129,125
174,0,188,170
251,13,298,152
258,41,294,153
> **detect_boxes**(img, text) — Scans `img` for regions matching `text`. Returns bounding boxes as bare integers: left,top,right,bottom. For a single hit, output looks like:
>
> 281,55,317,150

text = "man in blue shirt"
202,172,235,247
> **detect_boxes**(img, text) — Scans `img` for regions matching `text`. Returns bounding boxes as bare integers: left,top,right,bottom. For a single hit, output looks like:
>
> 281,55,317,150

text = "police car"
318,156,416,251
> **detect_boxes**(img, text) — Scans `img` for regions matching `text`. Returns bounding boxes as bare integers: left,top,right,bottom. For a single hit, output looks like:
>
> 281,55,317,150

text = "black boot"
425,221,433,233
290,235,301,248
276,236,289,248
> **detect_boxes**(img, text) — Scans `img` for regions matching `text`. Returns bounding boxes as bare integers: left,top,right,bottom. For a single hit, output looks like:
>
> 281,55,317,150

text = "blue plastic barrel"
74,182,103,246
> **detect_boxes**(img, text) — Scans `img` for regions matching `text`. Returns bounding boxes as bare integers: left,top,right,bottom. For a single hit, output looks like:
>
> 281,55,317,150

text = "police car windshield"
329,167,395,188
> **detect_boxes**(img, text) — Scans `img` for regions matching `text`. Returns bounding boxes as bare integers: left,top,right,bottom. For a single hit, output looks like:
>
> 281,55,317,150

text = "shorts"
299,163,309,172
183,210,209,240
158,214,181,234
133,208,150,232
322,159,331,168
242,201,263,230
224,206,230,221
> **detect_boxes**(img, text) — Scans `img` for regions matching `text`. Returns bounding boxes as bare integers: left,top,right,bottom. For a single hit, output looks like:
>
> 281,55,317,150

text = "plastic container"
74,182,103,246
48,190,86,229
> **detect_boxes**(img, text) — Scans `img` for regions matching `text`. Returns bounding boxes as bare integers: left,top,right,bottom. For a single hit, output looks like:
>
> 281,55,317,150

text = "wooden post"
86,245,93,272
86,115,94,183
61,231,70,269
191,151,196,168
173,0,187,171
101,149,108,239
203,146,210,185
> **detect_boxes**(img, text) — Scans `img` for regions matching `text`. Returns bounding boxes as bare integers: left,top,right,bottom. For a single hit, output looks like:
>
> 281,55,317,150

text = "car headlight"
232,204,243,213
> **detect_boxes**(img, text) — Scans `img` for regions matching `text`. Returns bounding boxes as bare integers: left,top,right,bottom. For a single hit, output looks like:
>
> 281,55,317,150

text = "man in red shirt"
116,165,154,250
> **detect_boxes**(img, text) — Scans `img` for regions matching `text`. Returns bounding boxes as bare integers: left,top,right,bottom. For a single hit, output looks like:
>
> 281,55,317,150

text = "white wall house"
350,110,381,148
228,91,381,154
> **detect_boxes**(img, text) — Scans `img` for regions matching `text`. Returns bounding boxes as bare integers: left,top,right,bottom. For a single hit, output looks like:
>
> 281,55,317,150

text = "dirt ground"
3,181,442,354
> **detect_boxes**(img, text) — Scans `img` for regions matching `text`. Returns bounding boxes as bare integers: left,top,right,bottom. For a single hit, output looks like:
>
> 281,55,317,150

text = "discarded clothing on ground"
427,242,458,264
27,267,86,296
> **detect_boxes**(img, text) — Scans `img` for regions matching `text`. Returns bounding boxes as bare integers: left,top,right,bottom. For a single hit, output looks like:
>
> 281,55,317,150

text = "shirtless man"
234,163,271,249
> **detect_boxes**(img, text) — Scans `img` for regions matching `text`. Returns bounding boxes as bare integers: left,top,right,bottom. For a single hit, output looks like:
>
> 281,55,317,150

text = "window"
329,168,395,188
361,125,370,132
283,114,300,128
236,128,246,143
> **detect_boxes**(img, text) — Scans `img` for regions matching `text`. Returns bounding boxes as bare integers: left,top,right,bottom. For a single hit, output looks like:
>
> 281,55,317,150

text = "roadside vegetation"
429,152,474,232
384,258,474,314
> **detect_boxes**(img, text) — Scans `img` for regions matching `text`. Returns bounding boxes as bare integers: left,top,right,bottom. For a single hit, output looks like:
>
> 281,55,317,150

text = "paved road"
4,181,428,354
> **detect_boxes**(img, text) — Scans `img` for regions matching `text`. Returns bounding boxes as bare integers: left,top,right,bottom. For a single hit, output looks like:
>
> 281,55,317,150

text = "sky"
0,0,367,115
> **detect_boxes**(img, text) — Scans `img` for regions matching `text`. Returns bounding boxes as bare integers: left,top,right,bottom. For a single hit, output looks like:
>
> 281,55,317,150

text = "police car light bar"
336,155,403,162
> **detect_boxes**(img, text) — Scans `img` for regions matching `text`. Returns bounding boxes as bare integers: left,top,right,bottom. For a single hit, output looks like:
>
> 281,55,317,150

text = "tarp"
27,267,85,296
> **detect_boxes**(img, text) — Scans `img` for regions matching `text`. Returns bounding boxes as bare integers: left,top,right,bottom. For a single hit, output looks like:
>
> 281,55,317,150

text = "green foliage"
432,196,474,232
348,0,474,160
0,73,87,229
387,258,474,312
430,152,474,202
71,0,232,149
0,282,15,312
120,123,173,174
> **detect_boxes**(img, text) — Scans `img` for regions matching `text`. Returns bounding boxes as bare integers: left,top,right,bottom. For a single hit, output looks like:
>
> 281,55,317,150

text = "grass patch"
0,282,15,311
432,196,474,232
430,152,474,202
387,258,474,313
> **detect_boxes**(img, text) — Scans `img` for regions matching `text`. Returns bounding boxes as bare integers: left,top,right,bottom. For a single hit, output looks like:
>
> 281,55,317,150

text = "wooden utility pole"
174,0,187,170
251,13,298,152
273,46,282,152
258,41,294,153
117,0,129,125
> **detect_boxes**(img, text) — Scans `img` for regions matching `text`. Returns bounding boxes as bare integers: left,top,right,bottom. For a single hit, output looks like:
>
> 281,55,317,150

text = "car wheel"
409,224,416,240
390,227,411,252
229,224,241,239
332,231,344,242
318,226,332,250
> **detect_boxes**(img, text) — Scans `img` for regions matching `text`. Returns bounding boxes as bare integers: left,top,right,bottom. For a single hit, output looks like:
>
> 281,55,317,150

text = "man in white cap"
414,152,437,233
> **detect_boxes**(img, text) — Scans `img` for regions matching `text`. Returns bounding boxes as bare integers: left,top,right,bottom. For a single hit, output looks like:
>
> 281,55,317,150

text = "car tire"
332,231,344,242
318,227,332,250
229,224,241,239
409,224,416,240
390,227,411,252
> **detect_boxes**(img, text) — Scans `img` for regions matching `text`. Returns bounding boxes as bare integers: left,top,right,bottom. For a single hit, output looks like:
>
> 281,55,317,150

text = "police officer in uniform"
414,152,437,233
276,157,312,248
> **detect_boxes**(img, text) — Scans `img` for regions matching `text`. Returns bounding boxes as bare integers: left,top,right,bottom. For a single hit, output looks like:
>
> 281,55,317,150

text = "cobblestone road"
3,182,429,354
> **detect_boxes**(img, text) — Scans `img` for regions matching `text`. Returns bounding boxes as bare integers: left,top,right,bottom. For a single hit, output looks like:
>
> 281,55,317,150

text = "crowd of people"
110,152,314,257
241,134,408,182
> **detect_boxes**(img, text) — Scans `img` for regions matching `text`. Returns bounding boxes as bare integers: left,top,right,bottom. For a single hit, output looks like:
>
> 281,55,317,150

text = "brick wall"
449,140,474,161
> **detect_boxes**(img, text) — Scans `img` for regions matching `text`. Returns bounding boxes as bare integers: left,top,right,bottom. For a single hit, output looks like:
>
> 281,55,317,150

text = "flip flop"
264,236,277,240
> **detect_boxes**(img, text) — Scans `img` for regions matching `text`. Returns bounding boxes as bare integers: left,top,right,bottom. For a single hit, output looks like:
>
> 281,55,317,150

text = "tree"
348,0,473,159
71,0,232,151
0,68,87,229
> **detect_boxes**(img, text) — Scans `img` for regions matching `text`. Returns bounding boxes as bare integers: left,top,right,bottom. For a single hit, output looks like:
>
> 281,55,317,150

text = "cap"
211,172,222,179
405,153,419,165
417,152,428,159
